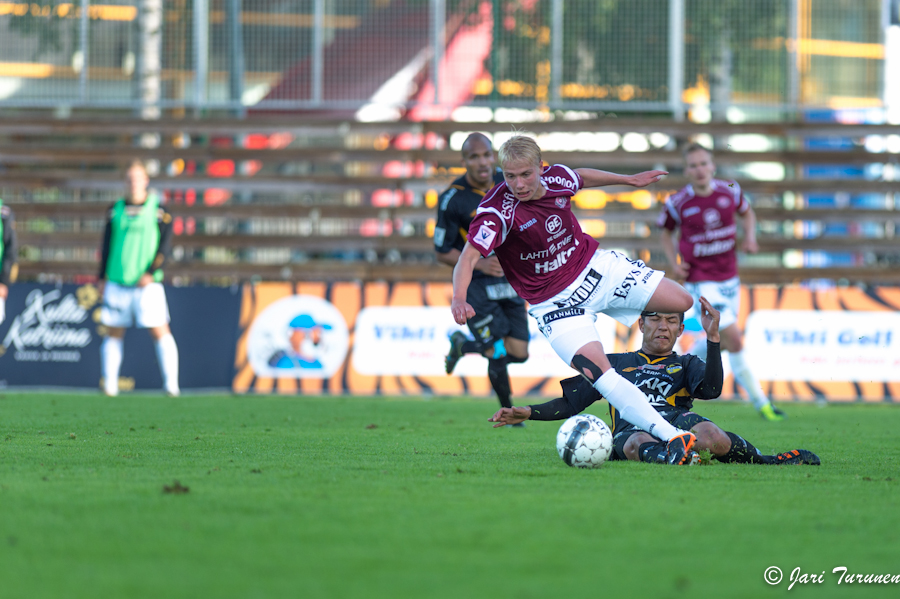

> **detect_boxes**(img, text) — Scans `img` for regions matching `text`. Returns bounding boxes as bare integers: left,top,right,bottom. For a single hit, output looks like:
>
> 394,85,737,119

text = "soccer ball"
556,414,613,468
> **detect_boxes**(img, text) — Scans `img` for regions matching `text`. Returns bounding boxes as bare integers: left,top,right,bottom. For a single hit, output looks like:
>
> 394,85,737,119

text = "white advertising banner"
743,310,900,381
352,306,617,377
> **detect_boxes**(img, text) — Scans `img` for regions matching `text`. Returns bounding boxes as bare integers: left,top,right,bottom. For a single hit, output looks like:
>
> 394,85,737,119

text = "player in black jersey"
490,297,819,465
435,133,529,413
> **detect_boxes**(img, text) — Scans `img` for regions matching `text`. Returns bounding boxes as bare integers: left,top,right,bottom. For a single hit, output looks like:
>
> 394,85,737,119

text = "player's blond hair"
682,142,712,159
499,135,542,168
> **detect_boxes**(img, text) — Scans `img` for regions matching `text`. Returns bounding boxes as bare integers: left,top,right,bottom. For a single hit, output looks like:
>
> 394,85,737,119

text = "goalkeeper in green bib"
98,160,179,396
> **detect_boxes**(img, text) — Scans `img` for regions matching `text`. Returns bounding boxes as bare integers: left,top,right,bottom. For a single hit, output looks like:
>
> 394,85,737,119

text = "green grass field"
1,392,898,599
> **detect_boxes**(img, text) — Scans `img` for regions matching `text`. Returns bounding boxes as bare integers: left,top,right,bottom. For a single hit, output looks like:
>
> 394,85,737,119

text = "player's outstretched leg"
573,348,695,464
769,449,820,465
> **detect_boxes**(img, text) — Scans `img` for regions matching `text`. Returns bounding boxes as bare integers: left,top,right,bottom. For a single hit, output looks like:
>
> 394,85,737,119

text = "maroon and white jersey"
467,164,599,303
657,179,749,282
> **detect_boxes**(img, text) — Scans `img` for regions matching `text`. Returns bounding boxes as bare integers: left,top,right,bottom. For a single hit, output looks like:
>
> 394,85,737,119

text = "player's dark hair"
461,132,492,157
682,142,712,159
640,311,685,324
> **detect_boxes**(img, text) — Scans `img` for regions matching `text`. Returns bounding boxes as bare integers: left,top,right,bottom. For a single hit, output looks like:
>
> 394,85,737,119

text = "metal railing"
0,0,892,117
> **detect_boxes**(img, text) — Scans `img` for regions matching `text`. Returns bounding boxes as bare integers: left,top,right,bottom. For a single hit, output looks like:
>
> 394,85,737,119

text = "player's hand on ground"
474,255,504,278
489,406,531,428
698,296,720,343
450,298,475,325
629,170,668,188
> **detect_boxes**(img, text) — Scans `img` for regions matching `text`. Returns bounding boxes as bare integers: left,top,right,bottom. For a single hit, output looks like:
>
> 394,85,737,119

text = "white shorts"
684,276,740,330
0,297,5,324
528,249,664,365
100,281,170,329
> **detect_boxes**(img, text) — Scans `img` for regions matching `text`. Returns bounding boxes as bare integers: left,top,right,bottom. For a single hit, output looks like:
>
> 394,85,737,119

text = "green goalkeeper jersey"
105,194,164,286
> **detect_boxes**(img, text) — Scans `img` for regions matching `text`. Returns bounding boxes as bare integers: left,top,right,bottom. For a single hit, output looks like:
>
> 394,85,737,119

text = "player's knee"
623,435,644,461
571,354,605,382
694,422,730,455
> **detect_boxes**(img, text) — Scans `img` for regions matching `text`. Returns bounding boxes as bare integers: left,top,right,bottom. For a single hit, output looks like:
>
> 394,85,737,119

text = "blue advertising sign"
0,283,241,390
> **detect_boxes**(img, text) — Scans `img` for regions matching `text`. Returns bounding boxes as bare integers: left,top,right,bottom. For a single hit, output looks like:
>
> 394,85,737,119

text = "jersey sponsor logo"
542,174,577,191
549,234,573,255
501,195,515,219
521,249,549,260
623,364,665,372
535,246,577,274
666,364,683,374
473,224,496,250
545,214,563,234
555,197,567,209
554,269,603,309
703,208,722,227
542,307,585,324
612,267,647,301
433,227,446,248
519,217,537,231
693,238,735,257
717,196,731,209
683,206,701,217
687,224,737,244
635,376,674,397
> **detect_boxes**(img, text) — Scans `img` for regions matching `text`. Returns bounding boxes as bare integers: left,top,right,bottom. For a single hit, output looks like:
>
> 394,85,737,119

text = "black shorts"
610,407,710,461
465,276,529,351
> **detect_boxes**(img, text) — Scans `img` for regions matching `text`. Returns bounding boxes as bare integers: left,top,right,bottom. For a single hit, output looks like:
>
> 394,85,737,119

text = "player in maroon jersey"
658,143,785,421
451,135,698,465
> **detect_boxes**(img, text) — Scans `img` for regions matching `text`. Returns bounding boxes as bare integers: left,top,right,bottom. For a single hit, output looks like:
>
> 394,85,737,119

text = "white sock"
593,369,682,441
729,351,769,410
154,333,180,395
690,339,708,361
101,336,124,396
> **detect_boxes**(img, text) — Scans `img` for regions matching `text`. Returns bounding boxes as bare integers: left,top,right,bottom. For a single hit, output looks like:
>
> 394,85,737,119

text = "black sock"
461,340,480,354
715,432,773,464
638,441,667,464
488,358,512,408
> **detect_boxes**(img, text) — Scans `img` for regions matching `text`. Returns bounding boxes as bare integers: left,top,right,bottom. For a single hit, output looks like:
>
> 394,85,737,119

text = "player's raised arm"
698,296,721,344
451,242,480,325
575,168,668,189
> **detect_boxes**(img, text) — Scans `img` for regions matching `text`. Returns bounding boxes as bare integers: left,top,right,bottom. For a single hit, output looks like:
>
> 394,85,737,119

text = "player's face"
684,149,715,190
462,139,495,189
126,165,149,202
640,313,685,354
502,158,544,202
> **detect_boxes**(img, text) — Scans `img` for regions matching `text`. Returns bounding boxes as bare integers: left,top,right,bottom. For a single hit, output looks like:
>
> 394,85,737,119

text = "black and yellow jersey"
433,170,503,278
529,341,723,434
